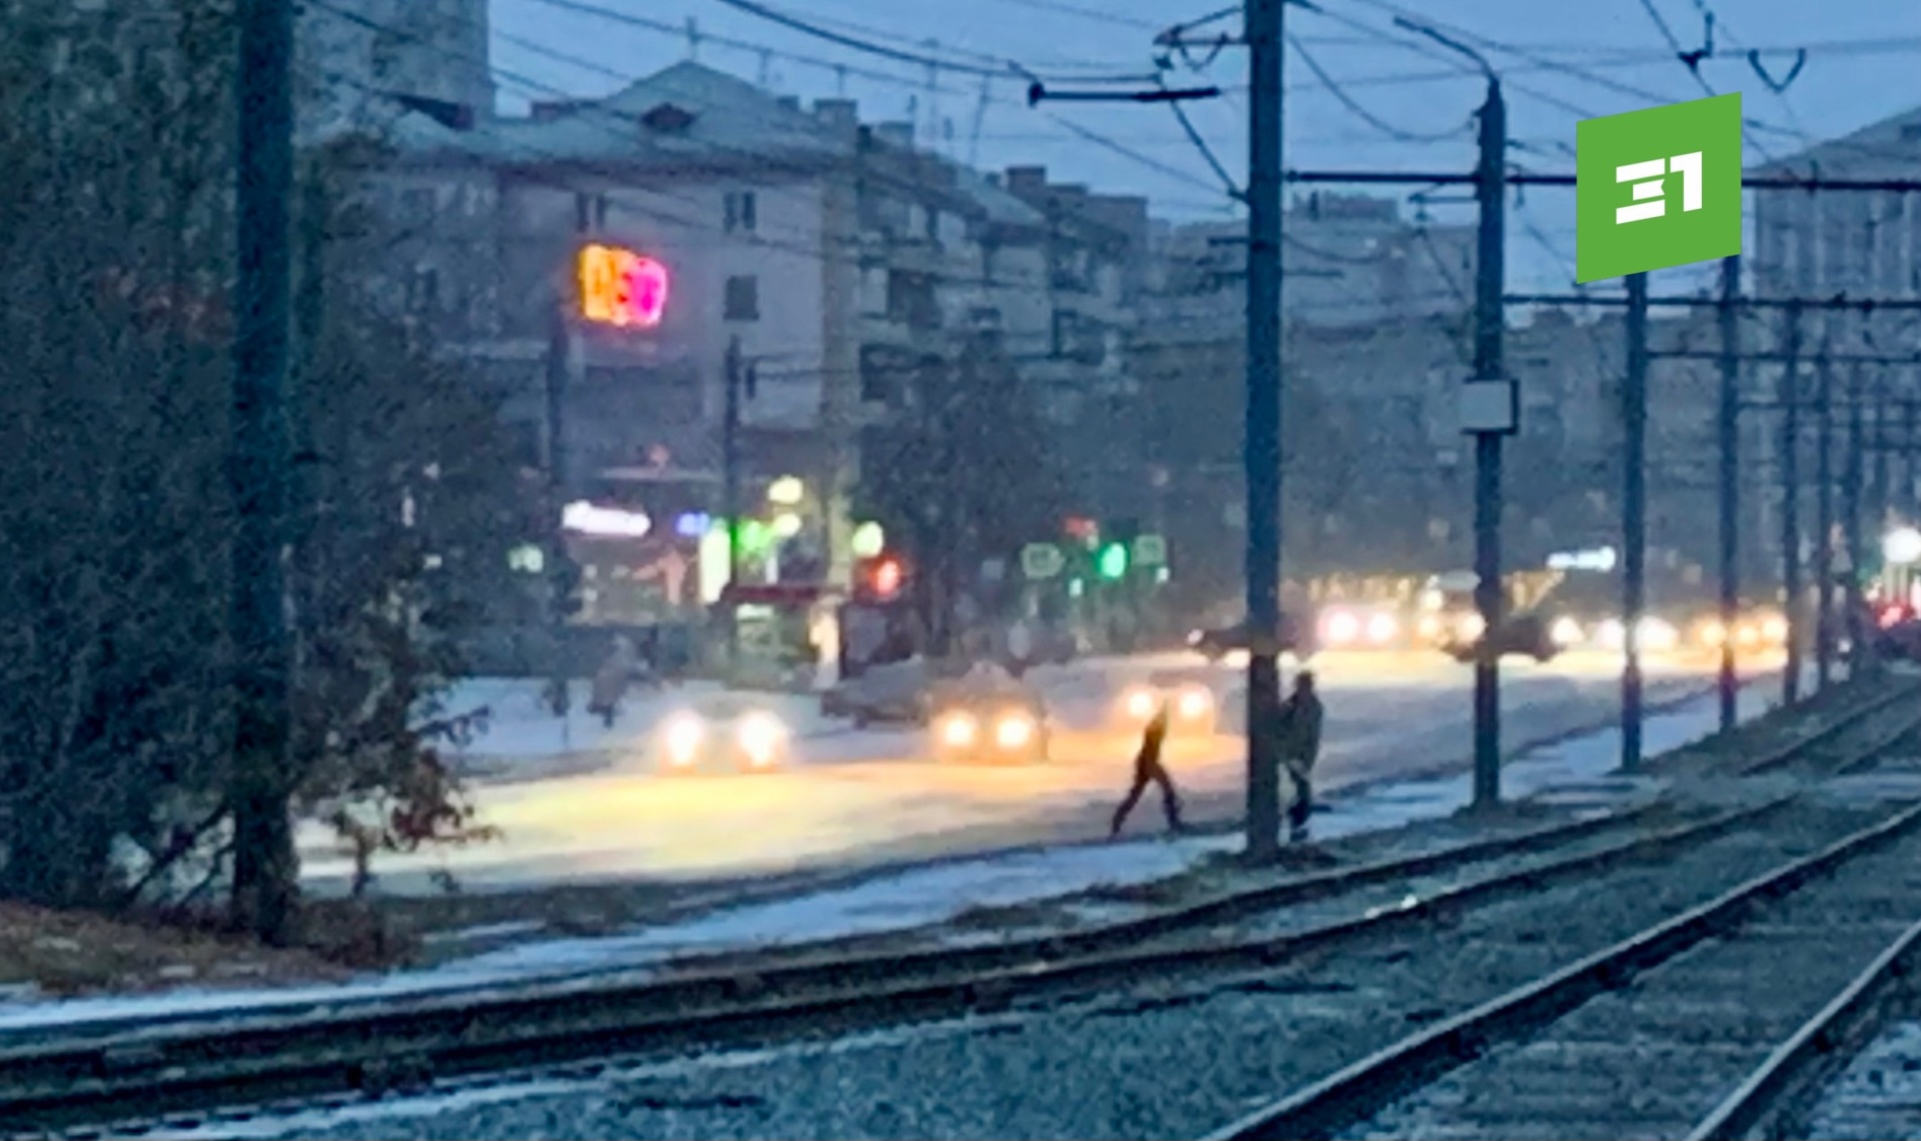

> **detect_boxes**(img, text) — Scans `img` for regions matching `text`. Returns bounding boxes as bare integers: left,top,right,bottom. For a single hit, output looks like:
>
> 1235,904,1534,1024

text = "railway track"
1206,757,1921,1139
9,678,1917,1139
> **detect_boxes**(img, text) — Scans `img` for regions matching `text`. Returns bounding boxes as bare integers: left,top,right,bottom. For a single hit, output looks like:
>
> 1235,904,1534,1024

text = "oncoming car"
1114,672,1218,736
1317,605,1403,651
927,667,1051,763
656,704,792,774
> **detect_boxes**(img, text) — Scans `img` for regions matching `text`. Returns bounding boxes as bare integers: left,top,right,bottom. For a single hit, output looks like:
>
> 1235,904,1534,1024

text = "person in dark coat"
1278,670,1325,840
1111,704,1185,837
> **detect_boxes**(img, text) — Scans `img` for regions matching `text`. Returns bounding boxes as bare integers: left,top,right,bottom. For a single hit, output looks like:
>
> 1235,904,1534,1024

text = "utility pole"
1870,373,1890,534
1715,256,1741,731
229,0,297,943
1906,397,1918,520
1815,346,1835,690
1621,272,1648,771
1469,74,1508,807
1242,0,1285,860
1844,362,1867,676
722,335,745,680
1779,303,1804,705
543,193,591,718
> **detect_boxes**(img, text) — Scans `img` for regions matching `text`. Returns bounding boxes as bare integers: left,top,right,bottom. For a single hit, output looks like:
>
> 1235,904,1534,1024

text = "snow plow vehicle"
927,664,1051,763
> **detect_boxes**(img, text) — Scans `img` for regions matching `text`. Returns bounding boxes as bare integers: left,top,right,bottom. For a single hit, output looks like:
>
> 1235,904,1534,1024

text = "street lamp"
1884,527,1921,566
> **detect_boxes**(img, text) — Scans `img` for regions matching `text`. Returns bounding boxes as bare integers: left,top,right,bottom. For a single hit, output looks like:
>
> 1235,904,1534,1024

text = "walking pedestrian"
1278,671,1325,841
585,633,637,729
1111,704,1185,837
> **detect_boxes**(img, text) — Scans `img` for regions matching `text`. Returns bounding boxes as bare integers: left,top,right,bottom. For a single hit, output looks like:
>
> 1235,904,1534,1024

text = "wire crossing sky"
491,0,1921,294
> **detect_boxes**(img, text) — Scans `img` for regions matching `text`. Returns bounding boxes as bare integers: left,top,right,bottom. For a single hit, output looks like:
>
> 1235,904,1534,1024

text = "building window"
370,30,401,80
400,187,434,222
406,266,439,313
724,275,759,321
725,191,757,233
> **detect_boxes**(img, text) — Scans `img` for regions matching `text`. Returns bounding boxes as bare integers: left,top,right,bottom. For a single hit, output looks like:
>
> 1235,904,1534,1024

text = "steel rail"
7,681,1914,1135
1202,793,1921,1141
1686,913,1921,1139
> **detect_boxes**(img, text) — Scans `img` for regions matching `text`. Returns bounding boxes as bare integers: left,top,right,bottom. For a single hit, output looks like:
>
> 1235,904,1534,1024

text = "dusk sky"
491,0,1921,294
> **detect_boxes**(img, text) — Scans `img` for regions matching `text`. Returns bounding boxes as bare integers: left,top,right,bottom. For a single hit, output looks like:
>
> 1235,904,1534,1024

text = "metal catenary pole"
1621,272,1649,770
1715,255,1741,731
1815,344,1835,689
1844,361,1867,675
229,0,298,943
1779,303,1805,705
1242,0,1285,860
1469,75,1508,807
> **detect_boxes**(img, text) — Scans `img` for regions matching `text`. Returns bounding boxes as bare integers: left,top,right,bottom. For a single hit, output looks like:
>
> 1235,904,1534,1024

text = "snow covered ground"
292,650,1735,895
0,665,1779,1037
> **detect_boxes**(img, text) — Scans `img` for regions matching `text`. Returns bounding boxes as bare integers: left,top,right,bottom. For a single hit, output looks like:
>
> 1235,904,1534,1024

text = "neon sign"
577,243,669,328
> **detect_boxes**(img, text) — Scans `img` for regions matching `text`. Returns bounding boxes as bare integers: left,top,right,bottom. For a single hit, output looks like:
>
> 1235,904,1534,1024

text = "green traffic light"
1097,542,1128,580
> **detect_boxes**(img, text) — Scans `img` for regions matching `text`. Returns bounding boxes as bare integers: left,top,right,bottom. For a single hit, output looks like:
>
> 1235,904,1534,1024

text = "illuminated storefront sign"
577,243,669,328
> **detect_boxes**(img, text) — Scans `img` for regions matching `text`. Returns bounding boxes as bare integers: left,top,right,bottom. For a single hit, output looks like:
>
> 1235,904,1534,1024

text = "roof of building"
949,166,1048,230
1749,103,1921,178
388,61,849,171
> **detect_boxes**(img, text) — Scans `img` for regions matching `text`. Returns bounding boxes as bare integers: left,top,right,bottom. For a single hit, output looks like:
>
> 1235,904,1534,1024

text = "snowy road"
298,650,1745,895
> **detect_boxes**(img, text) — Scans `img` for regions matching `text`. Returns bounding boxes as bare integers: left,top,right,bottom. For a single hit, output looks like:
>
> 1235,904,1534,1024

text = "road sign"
1132,534,1167,567
1021,543,1064,579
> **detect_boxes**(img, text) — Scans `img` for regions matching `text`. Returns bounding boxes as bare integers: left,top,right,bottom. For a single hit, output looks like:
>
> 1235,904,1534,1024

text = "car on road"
927,665,1051,763
1114,670,1219,736
1437,610,1561,664
1186,613,1316,663
821,658,937,728
656,702,792,774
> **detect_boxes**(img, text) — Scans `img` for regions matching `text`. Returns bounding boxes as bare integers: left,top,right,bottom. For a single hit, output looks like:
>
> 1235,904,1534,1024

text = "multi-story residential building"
1751,105,1921,553
345,57,1158,634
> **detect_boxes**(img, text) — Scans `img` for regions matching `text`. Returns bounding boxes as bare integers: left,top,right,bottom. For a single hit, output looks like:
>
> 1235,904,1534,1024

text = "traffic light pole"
1242,0,1285,860
723,335,744,681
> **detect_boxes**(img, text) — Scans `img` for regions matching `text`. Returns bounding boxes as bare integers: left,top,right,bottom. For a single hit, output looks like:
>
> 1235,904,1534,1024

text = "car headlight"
994,713,1036,749
937,713,978,747
1324,610,1360,645
1696,619,1727,647
1365,612,1398,644
1760,614,1788,643
1457,612,1487,642
1416,614,1442,639
1638,617,1678,652
662,713,705,764
1736,622,1762,646
1550,616,1584,647
1120,687,1158,720
1185,629,1204,646
1596,619,1626,650
1175,686,1212,720
736,711,788,764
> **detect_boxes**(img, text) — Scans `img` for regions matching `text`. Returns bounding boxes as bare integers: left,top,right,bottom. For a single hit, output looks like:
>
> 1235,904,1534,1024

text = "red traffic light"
856,555,905,601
